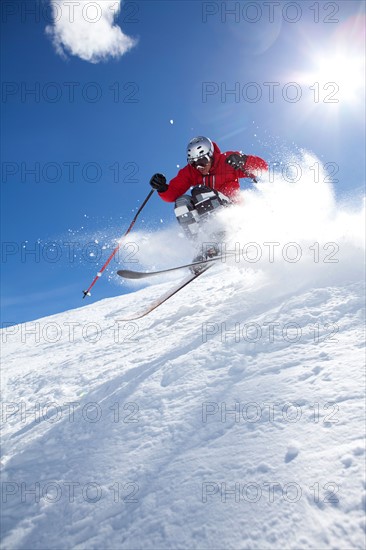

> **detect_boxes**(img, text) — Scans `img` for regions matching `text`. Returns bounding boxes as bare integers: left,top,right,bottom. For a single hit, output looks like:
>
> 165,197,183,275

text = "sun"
312,53,365,102
294,47,366,108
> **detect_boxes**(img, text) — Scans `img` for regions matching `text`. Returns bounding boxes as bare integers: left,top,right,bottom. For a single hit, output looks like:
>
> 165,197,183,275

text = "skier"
149,136,268,272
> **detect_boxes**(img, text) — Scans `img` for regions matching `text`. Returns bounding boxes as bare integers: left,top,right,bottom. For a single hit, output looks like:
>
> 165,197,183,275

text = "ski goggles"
188,154,212,168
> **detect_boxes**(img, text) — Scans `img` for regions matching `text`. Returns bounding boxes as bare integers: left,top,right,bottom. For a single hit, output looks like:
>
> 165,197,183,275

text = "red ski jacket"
158,142,268,203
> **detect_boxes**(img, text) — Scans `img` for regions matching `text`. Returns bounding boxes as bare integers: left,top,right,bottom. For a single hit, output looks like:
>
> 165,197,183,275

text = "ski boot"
190,244,221,275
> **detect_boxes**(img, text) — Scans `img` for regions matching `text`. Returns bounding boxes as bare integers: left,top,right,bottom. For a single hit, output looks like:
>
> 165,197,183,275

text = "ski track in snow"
1,158,366,550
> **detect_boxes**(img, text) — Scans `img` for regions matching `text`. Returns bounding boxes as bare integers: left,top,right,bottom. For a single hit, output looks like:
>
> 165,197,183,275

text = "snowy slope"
1,157,365,549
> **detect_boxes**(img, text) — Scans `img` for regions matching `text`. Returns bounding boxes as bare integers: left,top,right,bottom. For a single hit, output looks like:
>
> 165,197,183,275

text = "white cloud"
46,1,137,63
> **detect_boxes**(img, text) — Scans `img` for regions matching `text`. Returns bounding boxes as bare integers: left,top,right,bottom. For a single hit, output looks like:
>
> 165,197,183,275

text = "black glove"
150,173,168,193
226,153,248,170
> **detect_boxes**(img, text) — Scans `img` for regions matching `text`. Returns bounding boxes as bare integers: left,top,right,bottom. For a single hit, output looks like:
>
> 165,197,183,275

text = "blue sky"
1,0,365,325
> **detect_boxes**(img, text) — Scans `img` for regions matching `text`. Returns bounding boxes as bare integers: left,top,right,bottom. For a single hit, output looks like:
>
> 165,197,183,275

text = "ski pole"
82,189,155,298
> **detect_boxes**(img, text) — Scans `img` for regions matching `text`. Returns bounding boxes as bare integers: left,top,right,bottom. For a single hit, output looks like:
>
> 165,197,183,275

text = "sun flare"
312,53,365,101
292,46,365,111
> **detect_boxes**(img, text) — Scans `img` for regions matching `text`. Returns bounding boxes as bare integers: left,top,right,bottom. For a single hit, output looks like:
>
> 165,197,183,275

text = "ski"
116,264,212,320
117,254,228,280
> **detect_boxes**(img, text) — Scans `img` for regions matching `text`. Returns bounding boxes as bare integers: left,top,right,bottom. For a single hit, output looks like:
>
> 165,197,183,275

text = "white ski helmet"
186,136,214,164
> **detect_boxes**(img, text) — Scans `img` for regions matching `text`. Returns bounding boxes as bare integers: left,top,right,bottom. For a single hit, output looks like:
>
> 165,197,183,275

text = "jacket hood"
212,142,221,169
